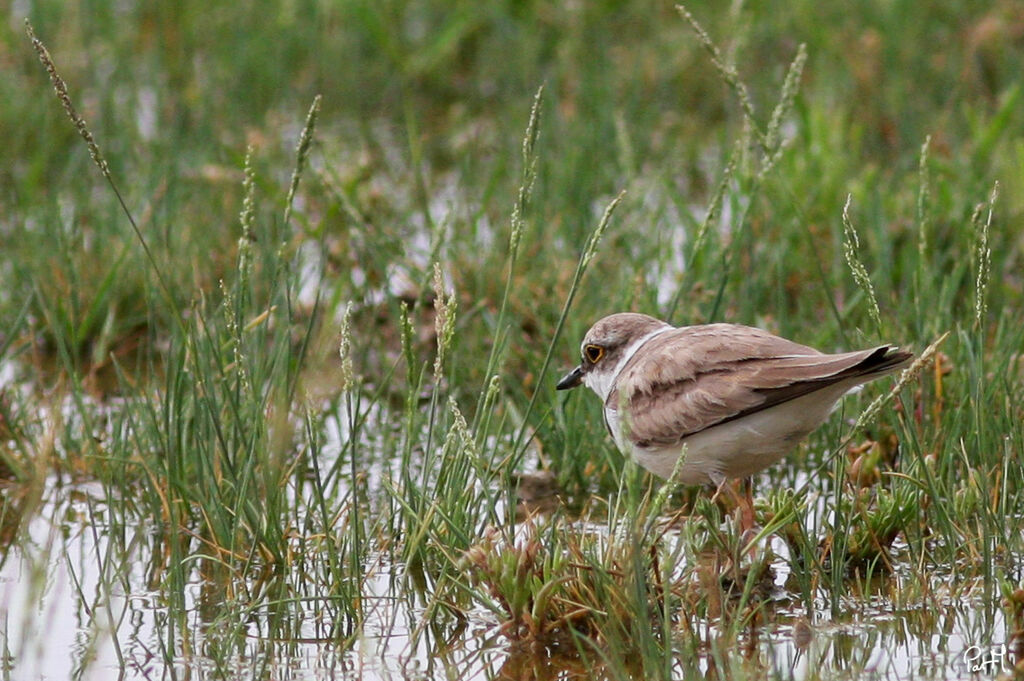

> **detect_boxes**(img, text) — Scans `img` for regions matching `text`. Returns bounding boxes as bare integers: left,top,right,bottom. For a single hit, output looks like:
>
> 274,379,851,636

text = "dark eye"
584,344,604,364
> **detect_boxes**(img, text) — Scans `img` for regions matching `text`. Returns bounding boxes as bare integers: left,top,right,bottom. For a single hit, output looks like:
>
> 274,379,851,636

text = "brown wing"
606,324,909,448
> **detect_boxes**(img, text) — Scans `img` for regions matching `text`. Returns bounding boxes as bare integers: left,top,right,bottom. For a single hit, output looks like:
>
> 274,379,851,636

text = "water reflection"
0,477,1016,680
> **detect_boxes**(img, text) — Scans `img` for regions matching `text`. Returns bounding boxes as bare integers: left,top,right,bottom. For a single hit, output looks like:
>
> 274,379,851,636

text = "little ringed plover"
556,313,912,490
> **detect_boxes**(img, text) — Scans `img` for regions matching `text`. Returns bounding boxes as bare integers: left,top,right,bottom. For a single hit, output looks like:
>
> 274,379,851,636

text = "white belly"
609,385,853,485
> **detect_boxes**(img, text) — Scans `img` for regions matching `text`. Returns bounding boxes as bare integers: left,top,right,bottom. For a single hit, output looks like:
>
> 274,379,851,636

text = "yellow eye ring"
584,344,604,364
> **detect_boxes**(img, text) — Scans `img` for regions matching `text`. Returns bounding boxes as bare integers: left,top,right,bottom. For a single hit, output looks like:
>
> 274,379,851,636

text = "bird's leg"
709,472,757,548
709,472,744,516
709,471,733,505
740,477,755,538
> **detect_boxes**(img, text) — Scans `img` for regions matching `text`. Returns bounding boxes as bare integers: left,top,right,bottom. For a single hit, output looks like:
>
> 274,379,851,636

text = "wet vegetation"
3,1,1024,679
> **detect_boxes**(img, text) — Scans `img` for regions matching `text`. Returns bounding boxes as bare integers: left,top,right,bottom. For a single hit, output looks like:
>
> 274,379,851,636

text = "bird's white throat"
582,325,673,401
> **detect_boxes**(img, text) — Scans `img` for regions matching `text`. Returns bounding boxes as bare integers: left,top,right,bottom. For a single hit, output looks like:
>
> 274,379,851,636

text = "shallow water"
1,475,1016,680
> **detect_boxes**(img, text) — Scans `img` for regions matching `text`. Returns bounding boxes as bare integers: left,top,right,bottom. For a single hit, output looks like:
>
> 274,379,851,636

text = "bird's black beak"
556,365,584,390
